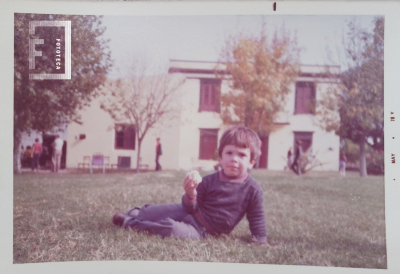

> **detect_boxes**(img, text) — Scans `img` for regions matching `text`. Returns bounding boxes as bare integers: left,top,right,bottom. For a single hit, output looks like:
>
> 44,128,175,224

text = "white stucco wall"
67,97,122,169
176,76,224,171
268,125,339,171
139,113,182,171
268,78,340,171
67,90,183,170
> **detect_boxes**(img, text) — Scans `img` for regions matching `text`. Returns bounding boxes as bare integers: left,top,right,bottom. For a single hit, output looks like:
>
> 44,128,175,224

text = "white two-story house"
66,60,340,171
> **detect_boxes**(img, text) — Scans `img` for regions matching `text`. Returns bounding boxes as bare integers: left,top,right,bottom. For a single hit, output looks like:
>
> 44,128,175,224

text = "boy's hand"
183,176,199,197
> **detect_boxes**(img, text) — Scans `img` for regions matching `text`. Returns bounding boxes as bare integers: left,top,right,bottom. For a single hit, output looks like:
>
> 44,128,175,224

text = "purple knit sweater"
182,171,267,243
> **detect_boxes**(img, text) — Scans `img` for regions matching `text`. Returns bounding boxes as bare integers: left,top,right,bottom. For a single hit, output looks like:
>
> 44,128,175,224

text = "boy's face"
219,145,256,177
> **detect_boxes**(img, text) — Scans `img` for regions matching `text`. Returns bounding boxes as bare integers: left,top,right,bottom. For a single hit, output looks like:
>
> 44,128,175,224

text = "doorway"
42,135,67,169
293,132,313,155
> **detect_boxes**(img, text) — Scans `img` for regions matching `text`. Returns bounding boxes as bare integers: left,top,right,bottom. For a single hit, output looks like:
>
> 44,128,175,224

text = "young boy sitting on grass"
112,125,268,245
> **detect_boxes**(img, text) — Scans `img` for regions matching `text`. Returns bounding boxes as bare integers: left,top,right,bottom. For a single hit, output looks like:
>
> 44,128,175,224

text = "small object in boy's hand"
186,170,202,186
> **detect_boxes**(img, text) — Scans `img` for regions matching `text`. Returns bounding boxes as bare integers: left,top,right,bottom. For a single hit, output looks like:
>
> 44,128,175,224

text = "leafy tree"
217,25,300,136
14,13,112,173
316,17,384,177
100,58,184,173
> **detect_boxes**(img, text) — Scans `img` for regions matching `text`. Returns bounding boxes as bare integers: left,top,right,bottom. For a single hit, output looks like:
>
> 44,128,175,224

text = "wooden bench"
78,156,91,169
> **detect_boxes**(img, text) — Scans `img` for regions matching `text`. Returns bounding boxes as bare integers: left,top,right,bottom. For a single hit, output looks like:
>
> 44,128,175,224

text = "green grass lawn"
13,169,386,268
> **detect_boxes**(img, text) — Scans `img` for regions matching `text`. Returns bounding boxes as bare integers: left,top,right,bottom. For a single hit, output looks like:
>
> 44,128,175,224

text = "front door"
43,135,67,169
293,132,313,155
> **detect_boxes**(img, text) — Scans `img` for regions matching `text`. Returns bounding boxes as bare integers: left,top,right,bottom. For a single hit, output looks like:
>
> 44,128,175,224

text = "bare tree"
100,58,184,172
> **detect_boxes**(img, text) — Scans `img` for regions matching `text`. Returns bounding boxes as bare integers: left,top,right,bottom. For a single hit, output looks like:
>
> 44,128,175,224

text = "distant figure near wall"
291,141,303,175
23,146,33,168
286,147,292,170
339,154,347,177
51,135,64,172
31,138,42,172
155,138,162,171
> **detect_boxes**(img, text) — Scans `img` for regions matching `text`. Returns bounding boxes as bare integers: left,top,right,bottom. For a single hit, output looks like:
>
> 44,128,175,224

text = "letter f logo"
29,38,44,70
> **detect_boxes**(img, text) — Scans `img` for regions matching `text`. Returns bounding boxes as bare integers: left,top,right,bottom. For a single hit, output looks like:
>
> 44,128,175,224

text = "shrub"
366,150,384,175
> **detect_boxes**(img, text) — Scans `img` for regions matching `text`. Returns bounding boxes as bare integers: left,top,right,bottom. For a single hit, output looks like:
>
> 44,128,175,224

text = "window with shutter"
199,129,218,160
124,125,135,149
295,82,316,114
116,131,124,148
115,124,136,150
199,79,221,112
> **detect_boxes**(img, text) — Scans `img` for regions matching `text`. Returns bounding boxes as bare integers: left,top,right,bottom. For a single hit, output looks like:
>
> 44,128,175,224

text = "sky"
101,15,377,77
95,14,382,162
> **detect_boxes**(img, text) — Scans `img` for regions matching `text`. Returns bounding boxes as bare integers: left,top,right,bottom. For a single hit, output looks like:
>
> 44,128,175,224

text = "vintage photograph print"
13,12,386,269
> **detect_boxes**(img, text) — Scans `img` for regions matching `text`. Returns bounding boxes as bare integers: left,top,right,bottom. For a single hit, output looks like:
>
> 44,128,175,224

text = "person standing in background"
20,145,25,167
339,154,347,177
23,146,33,168
31,138,42,172
51,135,64,172
40,145,49,167
286,147,292,170
291,140,303,175
155,138,162,171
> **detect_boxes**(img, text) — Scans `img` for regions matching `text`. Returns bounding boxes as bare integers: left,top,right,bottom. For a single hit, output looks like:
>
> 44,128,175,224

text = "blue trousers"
123,203,203,240
31,152,40,171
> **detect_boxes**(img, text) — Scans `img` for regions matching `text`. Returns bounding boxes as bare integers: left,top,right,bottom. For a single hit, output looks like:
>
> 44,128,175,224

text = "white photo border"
1,1,399,274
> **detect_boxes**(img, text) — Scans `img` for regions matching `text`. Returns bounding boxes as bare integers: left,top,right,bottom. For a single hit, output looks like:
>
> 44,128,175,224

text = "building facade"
66,60,340,171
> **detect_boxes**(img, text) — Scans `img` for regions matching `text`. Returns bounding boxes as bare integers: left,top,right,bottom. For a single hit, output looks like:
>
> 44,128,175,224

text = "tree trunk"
255,157,260,169
136,139,142,173
14,128,22,173
255,110,263,169
359,138,367,177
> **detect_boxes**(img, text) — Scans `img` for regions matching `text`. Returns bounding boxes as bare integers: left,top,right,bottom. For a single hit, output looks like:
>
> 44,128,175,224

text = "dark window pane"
118,156,131,168
200,79,221,112
199,129,218,160
124,126,135,150
116,131,124,148
115,124,135,150
295,82,315,114
204,86,209,105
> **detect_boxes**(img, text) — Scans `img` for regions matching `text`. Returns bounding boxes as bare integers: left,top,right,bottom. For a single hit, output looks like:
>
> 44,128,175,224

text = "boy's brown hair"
218,126,262,161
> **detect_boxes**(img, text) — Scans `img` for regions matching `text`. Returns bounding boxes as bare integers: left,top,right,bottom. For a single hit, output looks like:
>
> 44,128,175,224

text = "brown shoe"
112,212,128,227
